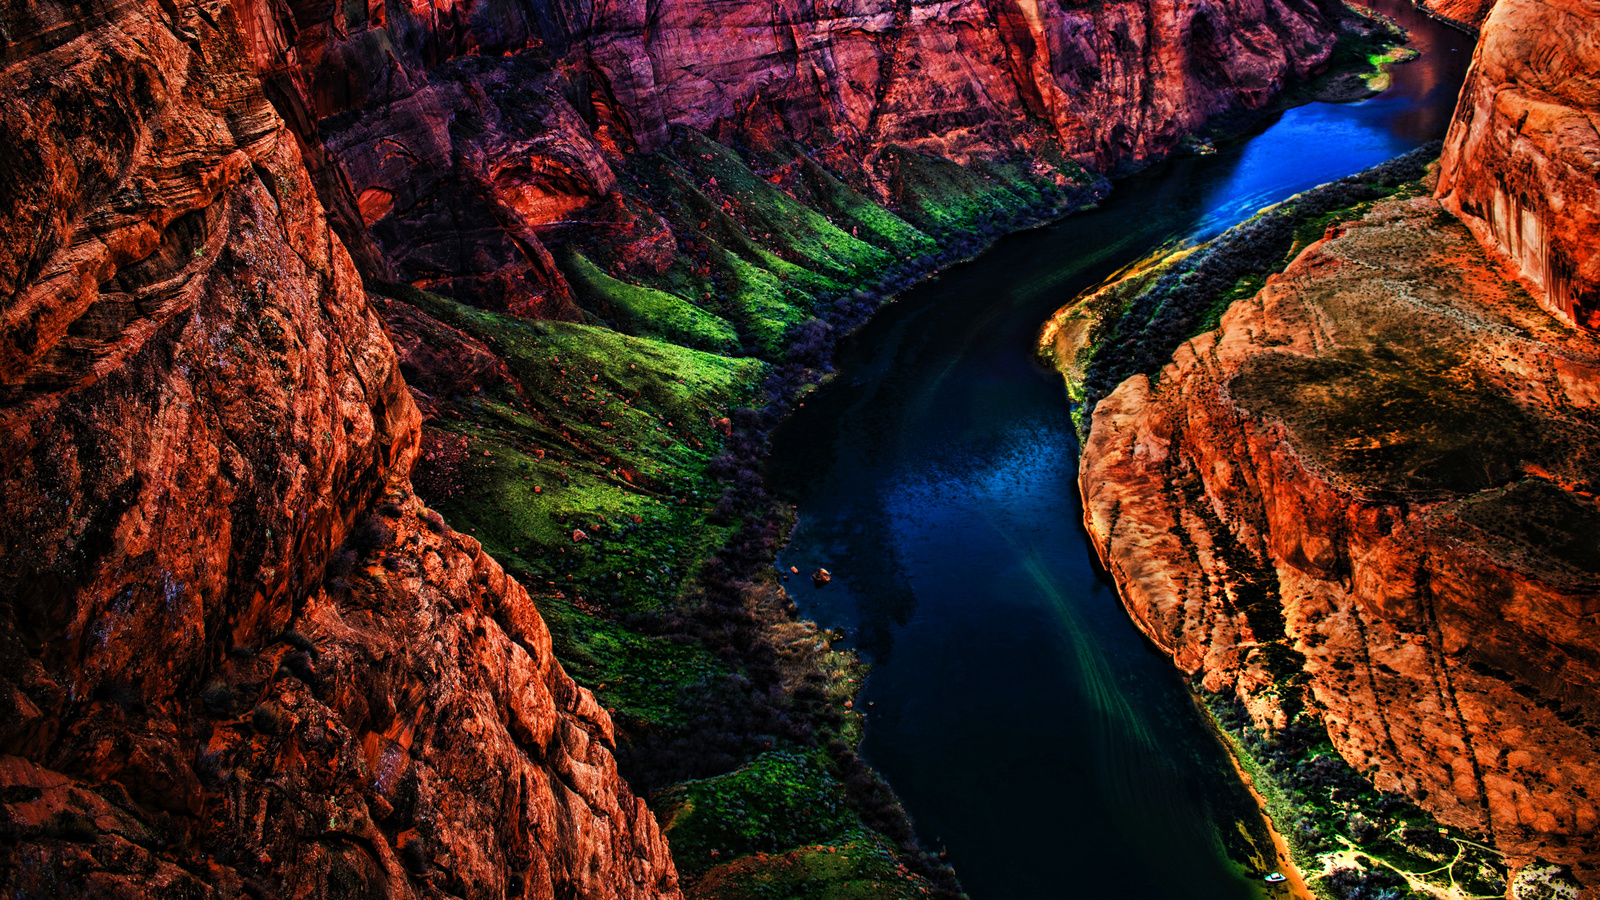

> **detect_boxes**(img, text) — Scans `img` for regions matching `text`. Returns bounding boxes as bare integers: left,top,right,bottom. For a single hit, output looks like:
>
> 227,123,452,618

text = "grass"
789,154,938,259
369,122,1095,899
564,251,740,351
882,146,1048,239
547,599,732,727
669,129,897,285
372,282,762,719
1204,696,1508,900
656,752,865,876
709,246,815,356
692,833,937,900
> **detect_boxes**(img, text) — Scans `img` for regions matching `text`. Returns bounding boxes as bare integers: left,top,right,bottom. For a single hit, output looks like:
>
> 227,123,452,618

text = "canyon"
4,0,1596,894
0,0,1364,896
241,0,1357,316
1071,0,1600,893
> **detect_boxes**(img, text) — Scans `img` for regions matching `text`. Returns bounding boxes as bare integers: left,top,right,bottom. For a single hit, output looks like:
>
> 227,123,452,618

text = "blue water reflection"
767,5,1474,897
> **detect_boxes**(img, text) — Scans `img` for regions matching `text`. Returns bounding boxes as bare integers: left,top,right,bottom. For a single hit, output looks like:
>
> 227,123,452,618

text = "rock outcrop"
0,0,1380,891
237,0,1347,311
1080,194,1600,884
1437,0,1600,331
0,0,678,895
1416,0,1494,32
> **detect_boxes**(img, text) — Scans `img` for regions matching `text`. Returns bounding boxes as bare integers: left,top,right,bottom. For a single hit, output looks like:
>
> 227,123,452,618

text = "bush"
1323,865,1408,900
1078,143,1441,414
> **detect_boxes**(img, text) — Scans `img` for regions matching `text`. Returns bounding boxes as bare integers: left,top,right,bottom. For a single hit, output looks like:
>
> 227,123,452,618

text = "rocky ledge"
1080,191,1600,887
0,0,676,894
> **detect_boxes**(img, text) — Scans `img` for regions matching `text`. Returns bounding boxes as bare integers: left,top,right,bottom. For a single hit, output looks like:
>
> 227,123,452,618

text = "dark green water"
767,6,1474,898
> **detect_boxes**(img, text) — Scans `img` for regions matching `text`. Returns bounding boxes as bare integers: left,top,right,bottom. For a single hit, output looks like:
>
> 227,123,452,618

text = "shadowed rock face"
238,0,1345,311
1437,0,1600,331
0,0,678,895
1080,196,1600,886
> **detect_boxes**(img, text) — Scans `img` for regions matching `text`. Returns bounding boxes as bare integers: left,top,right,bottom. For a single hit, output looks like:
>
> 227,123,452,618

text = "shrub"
1323,865,1408,900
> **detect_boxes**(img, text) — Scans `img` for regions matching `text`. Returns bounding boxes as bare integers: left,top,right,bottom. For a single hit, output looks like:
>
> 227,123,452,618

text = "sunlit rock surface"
1437,0,1600,331
238,0,1346,310
0,0,679,895
1417,0,1495,30
1081,195,1600,886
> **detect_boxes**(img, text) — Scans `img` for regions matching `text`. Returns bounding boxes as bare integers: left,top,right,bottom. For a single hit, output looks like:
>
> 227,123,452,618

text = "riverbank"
380,131,1111,897
1198,694,1319,900
1040,143,1441,436
1067,157,1600,895
1201,693,1510,900
378,10,1432,895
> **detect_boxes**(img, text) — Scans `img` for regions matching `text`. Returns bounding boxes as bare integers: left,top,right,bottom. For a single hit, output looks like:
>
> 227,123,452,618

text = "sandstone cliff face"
1437,0,1600,332
1416,0,1494,32
236,0,1345,312
1080,196,1600,883
0,0,678,895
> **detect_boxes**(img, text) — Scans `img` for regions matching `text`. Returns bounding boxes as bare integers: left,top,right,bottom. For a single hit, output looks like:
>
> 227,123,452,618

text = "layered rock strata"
0,0,678,895
239,0,1348,311
1080,194,1600,884
1437,0,1600,331
0,0,1379,892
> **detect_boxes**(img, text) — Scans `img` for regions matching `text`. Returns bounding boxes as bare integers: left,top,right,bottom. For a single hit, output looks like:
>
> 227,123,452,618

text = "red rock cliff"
1416,0,1494,32
237,0,1346,312
0,0,678,895
1080,194,1600,886
1437,0,1600,331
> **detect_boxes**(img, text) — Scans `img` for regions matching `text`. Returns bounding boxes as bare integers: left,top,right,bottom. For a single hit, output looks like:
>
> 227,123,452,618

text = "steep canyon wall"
0,1,676,896
1076,0,1600,888
1437,0,1600,332
1081,195,1600,884
238,0,1349,313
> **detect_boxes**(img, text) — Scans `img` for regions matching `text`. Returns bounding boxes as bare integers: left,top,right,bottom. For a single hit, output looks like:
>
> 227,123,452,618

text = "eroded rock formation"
0,0,678,895
0,0,1370,890
239,0,1348,312
1080,194,1600,884
1437,0,1600,331
1416,0,1494,31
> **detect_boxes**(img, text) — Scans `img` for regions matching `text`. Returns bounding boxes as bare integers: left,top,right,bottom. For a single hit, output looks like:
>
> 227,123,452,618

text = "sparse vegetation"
1206,693,1509,900
365,126,1098,898
656,752,863,876
693,834,938,900
1044,144,1440,436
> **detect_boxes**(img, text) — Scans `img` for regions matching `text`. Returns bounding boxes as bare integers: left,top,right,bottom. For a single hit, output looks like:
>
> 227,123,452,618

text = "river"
765,5,1475,899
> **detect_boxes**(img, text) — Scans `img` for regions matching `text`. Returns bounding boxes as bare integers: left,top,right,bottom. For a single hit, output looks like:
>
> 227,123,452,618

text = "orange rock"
1438,0,1600,331
1081,195,1600,889
0,2,678,895
234,0,1342,312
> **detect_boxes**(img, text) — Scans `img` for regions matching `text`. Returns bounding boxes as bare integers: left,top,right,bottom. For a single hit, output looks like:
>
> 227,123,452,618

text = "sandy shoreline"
1193,693,1320,900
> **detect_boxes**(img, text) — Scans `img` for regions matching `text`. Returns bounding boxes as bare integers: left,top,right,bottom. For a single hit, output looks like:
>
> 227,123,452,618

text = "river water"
766,6,1474,899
